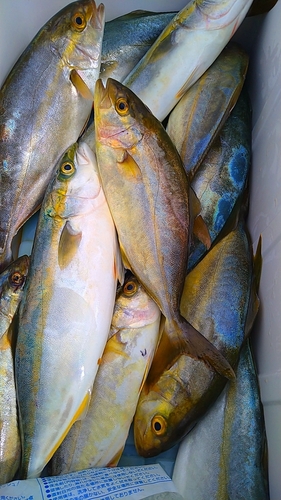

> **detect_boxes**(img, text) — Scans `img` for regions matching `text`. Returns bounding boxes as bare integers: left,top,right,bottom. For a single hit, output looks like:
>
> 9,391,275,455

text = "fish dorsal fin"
58,221,82,269
244,234,262,338
70,69,94,101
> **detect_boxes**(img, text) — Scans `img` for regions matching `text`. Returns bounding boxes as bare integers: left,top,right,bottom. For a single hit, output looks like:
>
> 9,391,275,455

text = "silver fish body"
172,340,269,500
15,141,123,479
0,0,105,272
123,0,254,121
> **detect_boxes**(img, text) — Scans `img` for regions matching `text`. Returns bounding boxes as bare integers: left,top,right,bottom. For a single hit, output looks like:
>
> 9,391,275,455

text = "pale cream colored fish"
0,256,29,485
123,0,254,121
51,273,161,474
15,141,124,479
0,0,105,272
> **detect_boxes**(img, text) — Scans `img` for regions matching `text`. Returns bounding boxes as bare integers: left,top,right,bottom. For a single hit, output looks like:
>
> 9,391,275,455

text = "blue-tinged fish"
134,222,261,457
166,42,249,179
187,86,252,271
123,0,254,121
15,141,124,479
51,273,161,473
172,340,269,500
0,255,29,485
0,0,105,272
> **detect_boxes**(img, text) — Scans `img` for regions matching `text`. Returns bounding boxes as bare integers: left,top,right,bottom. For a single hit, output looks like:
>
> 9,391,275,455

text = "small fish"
166,42,249,179
172,340,269,500
0,0,105,272
0,255,29,485
123,0,254,121
187,86,252,270
100,10,176,83
94,77,234,387
133,222,261,457
15,141,123,479
51,273,161,474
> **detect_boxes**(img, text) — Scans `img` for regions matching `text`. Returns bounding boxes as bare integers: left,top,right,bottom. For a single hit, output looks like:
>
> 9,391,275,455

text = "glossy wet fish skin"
100,10,175,83
123,0,254,121
94,77,235,388
134,222,259,457
51,273,161,474
188,86,252,271
166,42,249,179
0,0,105,272
172,340,269,500
0,255,29,485
15,141,123,479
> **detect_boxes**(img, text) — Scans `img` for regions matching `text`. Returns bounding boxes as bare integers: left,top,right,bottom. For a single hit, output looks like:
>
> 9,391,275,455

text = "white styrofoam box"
0,0,280,498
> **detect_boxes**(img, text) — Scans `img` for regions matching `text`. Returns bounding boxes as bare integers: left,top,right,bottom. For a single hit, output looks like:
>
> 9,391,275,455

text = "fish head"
48,0,105,74
44,141,102,220
94,78,149,151
110,272,161,332
0,255,29,327
133,365,194,457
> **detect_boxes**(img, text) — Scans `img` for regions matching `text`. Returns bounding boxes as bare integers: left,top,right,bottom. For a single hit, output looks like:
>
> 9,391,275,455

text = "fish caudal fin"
147,318,235,386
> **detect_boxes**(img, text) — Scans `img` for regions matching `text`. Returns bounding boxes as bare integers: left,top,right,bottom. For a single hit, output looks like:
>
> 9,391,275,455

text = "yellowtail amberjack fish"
0,255,29,485
166,42,249,180
94,77,234,387
51,273,161,474
172,340,269,500
187,86,252,270
123,0,254,121
15,141,124,479
134,221,261,457
0,0,105,272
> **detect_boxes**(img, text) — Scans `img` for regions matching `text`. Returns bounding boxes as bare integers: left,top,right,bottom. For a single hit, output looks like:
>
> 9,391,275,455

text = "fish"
133,221,261,457
15,141,124,479
123,0,254,121
0,255,29,485
51,272,161,474
0,0,105,272
172,340,269,500
166,42,249,179
187,86,252,270
94,77,235,388
100,10,176,84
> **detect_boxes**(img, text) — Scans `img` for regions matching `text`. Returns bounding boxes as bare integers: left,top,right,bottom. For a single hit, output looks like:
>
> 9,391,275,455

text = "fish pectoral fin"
146,329,182,387
114,239,125,285
58,221,82,269
117,151,142,180
70,69,94,101
193,214,211,249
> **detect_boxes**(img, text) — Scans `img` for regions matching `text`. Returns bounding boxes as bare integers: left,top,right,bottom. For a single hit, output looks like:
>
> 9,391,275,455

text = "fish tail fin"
147,317,235,387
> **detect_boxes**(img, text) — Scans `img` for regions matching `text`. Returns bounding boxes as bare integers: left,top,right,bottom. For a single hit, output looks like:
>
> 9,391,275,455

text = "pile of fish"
0,0,272,497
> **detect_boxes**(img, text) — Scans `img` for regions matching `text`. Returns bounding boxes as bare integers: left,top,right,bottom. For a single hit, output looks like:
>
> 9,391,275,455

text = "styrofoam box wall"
0,1,280,498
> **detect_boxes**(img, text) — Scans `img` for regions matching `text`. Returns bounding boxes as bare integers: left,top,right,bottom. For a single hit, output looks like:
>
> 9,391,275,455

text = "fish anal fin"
58,221,82,269
70,69,94,101
45,389,92,466
106,446,125,467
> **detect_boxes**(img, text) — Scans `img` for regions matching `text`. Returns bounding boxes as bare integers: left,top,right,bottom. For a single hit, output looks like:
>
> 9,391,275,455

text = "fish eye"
71,12,86,31
10,272,24,287
123,280,137,296
151,415,167,436
115,98,129,116
60,162,75,177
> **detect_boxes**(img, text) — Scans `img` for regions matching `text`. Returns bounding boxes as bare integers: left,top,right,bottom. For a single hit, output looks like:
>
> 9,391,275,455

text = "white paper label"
0,464,179,500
